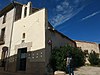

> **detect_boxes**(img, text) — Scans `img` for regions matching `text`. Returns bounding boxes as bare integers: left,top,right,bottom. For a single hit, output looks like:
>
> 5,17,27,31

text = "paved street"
0,66,100,75
66,66,100,75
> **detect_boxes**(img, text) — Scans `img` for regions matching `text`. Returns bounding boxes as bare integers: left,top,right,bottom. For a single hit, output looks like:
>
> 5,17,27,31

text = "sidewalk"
66,66,100,75
0,71,33,75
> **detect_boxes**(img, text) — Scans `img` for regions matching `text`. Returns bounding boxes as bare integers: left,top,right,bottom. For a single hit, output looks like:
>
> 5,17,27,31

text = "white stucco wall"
0,8,15,59
75,41,99,53
10,9,46,56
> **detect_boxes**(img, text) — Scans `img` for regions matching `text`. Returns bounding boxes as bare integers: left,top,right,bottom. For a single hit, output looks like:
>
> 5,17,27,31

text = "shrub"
88,51,100,66
50,45,85,71
66,45,85,68
50,46,67,71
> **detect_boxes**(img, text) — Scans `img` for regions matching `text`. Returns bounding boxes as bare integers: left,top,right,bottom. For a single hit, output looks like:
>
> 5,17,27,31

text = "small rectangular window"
1,28,5,41
23,33,25,39
2,13,7,24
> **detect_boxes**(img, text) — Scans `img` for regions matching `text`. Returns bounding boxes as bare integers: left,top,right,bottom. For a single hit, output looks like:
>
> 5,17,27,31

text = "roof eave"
0,1,23,17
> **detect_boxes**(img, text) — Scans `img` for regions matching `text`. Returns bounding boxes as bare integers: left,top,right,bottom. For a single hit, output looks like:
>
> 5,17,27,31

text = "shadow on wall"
0,48,48,75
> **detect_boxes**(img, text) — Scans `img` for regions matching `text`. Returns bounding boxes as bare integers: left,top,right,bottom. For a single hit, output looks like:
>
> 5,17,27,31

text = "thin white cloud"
50,0,85,27
62,0,69,8
51,14,64,26
56,5,63,11
82,11,100,21
52,6,84,27
50,0,71,27
56,0,69,12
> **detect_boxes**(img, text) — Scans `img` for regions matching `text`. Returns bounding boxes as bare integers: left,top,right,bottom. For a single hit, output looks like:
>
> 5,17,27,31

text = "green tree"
65,45,85,67
50,45,85,71
88,51,100,66
50,46,67,71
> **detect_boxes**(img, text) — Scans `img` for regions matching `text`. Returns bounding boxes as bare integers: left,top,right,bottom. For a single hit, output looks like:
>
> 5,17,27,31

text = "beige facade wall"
11,8,46,56
0,8,15,59
75,41,99,53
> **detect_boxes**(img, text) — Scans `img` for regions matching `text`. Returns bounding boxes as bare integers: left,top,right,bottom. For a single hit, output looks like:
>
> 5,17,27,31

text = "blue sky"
0,0,100,43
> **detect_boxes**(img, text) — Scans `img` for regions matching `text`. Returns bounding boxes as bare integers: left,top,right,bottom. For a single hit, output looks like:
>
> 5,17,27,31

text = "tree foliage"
88,51,100,66
50,45,85,71
66,45,85,68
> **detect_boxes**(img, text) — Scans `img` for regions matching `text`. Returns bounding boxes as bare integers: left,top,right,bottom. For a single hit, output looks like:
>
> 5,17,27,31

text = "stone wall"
3,49,46,75
75,40,99,53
